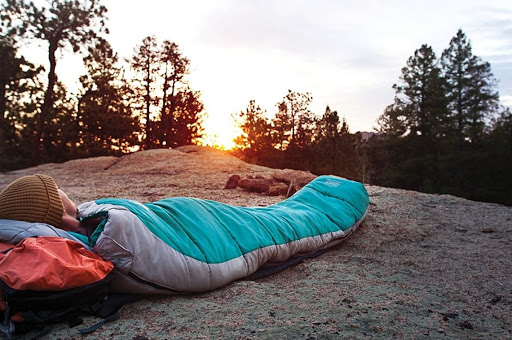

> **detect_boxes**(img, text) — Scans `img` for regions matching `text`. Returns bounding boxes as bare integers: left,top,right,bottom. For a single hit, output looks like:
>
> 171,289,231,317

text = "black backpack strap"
0,319,15,340
0,301,15,340
27,325,52,340
78,310,120,334
78,293,141,335
93,293,142,318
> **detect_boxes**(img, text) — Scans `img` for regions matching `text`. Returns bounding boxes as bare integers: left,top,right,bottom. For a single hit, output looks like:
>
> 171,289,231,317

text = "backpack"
0,236,122,339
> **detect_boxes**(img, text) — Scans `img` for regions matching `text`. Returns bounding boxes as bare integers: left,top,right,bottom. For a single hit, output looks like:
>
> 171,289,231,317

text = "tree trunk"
167,77,176,147
161,63,169,146
145,59,151,149
33,42,58,164
332,135,337,175
0,82,6,157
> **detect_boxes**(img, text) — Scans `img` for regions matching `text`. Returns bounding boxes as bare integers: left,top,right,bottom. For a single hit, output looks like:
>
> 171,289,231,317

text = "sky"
25,0,512,148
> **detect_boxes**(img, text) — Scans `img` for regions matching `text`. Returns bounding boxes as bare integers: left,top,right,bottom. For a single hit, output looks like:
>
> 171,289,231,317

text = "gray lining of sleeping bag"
0,219,92,250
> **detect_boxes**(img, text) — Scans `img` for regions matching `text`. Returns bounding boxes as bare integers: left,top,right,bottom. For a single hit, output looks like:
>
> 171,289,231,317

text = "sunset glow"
21,0,511,142
200,113,241,150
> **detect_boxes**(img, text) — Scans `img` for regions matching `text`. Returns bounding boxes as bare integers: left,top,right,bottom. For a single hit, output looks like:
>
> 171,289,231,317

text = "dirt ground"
1,146,511,339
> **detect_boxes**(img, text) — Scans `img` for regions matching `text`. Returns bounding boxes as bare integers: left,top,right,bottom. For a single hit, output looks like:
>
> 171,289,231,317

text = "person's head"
0,174,78,231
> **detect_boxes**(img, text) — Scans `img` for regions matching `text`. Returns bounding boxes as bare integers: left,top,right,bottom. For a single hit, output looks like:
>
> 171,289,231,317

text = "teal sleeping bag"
74,175,369,294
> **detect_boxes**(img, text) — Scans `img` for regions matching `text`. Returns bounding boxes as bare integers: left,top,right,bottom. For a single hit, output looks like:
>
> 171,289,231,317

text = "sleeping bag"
70,175,369,294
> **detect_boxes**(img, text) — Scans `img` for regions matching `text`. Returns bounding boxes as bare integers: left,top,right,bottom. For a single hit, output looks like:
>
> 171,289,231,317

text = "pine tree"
376,99,408,138
172,88,204,147
441,29,499,144
316,106,341,174
377,44,449,192
130,37,203,149
3,0,108,163
0,36,42,164
234,100,273,154
131,36,159,149
78,39,140,156
272,101,293,151
394,44,449,141
38,81,78,163
159,40,189,147
272,90,313,151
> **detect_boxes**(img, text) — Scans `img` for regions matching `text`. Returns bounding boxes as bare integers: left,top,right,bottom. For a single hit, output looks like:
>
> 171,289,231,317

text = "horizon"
18,0,512,149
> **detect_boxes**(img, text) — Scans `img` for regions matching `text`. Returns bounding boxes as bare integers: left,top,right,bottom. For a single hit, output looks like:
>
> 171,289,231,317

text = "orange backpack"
0,236,115,338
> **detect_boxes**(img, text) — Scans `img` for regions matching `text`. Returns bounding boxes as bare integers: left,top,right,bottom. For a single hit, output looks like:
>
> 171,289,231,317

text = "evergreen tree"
273,90,313,151
394,44,448,141
295,106,316,151
315,106,341,174
78,39,140,156
233,100,273,160
172,88,204,147
352,133,374,184
271,89,314,169
376,99,408,138
3,0,108,163
131,35,159,149
39,81,78,163
0,36,42,166
376,44,449,192
441,29,499,144
272,101,293,151
130,37,203,149
159,40,189,147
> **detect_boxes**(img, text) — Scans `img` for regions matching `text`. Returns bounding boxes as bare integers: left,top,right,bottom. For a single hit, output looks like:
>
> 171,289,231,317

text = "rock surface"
1,145,511,339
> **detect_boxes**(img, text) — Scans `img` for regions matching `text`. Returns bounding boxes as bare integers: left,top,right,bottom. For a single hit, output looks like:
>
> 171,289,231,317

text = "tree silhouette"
130,37,203,149
3,0,108,163
0,36,42,163
78,39,140,156
171,88,204,147
233,100,273,159
315,106,341,174
394,44,448,142
131,36,159,149
159,40,189,147
441,29,499,145
272,90,313,151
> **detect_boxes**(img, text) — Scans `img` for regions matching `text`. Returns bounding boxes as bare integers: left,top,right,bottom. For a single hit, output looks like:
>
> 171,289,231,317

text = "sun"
200,113,241,150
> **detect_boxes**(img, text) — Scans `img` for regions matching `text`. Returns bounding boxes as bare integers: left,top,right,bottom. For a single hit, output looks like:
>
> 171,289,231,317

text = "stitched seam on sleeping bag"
288,192,353,233
266,208,301,245
238,209,282,251
94,177,369,264
306,180,368,217
98,198,208,262
193,199,249,276
264,203,325,243
152,200,210,263
181,198,232,264
144,203,198,258
237,209,284,275
294,186,363,231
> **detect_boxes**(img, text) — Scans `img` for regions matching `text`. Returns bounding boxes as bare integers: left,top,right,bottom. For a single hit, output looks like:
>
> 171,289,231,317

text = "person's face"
58,189,79,231
59,189,77,218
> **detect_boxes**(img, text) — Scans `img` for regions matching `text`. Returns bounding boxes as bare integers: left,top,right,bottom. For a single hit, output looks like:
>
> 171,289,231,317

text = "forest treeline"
1,0,204,168
232,31,512,206
1,1,511,205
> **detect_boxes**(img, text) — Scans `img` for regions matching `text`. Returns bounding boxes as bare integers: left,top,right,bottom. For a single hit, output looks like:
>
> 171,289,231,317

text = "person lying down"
0,174,369,294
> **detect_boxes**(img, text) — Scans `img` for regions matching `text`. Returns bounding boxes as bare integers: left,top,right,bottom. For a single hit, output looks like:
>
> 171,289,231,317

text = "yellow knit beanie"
0,174,64,227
